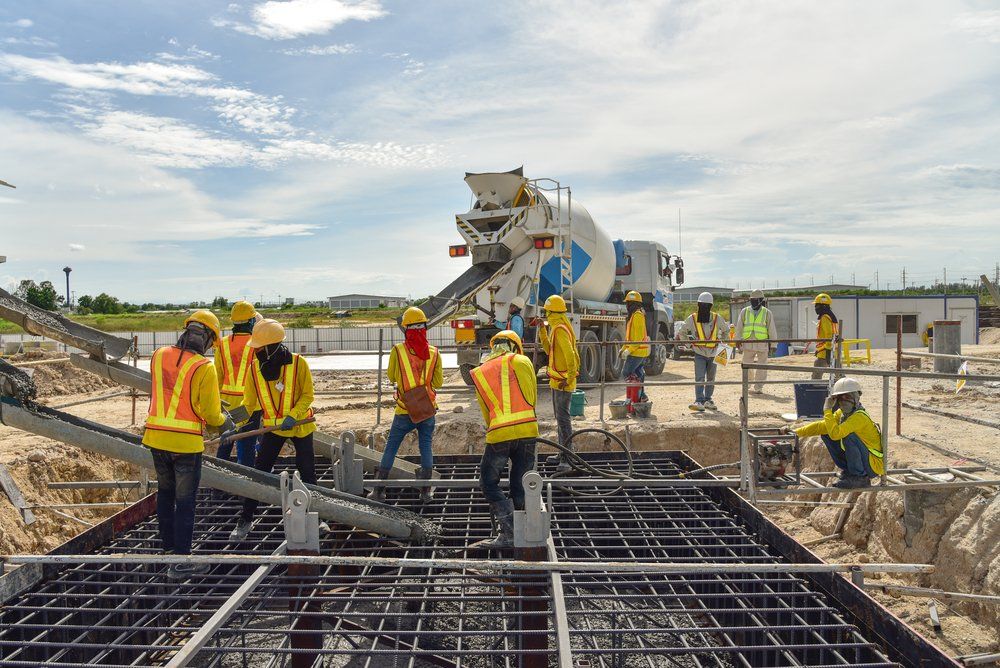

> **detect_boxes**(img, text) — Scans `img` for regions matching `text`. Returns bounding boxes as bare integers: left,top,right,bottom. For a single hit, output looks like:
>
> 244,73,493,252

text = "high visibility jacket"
143,346,225,454
795,407,884,475
243,354,316,438
388,343,443,416
623,310,650,358
472,352,539,444
816,314,839,358
540,316,579,391
693,316,720,350
741,308,769,340
215,333,254,408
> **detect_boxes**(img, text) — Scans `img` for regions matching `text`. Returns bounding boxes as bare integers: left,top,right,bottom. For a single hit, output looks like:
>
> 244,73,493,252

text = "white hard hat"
697,291,714,304
750,289,764,299
510,296,526,310
830,377,862,397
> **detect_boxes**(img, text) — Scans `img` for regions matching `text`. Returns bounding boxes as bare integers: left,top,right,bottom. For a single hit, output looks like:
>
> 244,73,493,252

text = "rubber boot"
417,466,434,504
370,467,391,502
483,500,514,549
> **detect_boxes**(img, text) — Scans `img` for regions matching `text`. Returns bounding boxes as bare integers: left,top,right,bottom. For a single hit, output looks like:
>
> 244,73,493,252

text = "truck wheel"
645,326,670,376
578,329,601,385
460,363,477,387
604,329,624,381
670,343,681,360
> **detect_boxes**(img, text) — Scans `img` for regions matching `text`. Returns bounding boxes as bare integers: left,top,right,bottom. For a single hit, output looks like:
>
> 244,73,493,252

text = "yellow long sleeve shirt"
623,310,650,357
387,344,444,416
816,314,837,358
795,407,884,475
142,361,226,454
539,314,579,391
475,353,539,444
238,355,316,438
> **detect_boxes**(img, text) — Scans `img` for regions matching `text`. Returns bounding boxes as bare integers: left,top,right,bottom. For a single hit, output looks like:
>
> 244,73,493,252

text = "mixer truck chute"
426,169,685,386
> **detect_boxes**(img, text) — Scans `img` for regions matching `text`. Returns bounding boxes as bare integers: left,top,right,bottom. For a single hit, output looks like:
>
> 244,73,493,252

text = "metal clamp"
514,471,550,547
332,431,364,496
281,471,319,552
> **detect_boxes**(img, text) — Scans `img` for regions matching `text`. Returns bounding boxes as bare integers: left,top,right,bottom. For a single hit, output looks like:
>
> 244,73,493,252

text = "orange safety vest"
394,343,439,410
146,346,210,436
692,316,719,349
219,333,254,399
252,355,314,427
546,322,576,380
470,353,537,434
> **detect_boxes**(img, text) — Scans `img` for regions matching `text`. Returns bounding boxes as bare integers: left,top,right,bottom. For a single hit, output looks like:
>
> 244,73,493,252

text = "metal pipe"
881,376,889,485
904,351,1000,364
758,500,854,508
757,478,1000,495
69,354,151,393
48,391,131,410
740,362,1000,382
896,316,902,436
902,402,1000,430
11,357,71,367
860,582,1000,604
375,328,384,426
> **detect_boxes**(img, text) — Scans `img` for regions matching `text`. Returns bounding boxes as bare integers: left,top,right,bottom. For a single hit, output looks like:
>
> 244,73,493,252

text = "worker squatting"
142,292,881,576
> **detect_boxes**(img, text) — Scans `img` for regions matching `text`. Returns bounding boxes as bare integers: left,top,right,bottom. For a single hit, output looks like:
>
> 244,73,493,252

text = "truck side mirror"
675,267,685,285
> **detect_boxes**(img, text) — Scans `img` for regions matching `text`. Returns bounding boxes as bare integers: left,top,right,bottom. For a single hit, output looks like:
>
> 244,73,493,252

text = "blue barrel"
570,390,587,417
774,342,789,357
794,383,828,418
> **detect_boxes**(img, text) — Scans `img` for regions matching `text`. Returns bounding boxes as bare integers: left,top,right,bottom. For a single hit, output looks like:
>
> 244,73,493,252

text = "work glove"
280,416,297,431
619,347,629,360
823,396,836,413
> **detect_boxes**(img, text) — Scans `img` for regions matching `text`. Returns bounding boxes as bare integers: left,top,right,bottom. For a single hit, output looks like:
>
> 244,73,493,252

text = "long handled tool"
204,418,316,448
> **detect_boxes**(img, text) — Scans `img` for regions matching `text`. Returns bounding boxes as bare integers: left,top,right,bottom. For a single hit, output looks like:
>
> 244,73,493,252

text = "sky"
0,0,998,304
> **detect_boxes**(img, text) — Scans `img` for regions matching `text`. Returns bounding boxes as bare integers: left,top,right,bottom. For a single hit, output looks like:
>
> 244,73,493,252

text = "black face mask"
232,319,255,335
257,343,292,381
176,325,213,356
627,301,643,315
697,302,713,323
750,299,763,310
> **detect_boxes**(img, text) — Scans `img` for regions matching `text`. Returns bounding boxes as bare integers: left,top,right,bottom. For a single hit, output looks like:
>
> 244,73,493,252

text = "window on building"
350,300,360,308
885,314,917,334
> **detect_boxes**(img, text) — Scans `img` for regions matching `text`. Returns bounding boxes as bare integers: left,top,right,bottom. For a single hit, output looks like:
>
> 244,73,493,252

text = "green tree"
211,296,229,309
77,294,94,309
91,293,124,314
15,279,62,310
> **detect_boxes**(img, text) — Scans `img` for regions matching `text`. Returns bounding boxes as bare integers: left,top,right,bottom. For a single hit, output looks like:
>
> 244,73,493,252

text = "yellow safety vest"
742,308,769,340
471,353,538,436
253,354,314,427
146,346,209,436
219,334,254,399
693,316,719,349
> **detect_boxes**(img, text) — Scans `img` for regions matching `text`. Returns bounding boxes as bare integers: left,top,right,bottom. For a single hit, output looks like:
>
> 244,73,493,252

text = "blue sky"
0,1,998,303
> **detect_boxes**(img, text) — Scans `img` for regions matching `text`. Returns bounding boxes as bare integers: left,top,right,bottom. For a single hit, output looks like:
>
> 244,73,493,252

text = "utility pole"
875,270,879,291
995,262,998,287
851,272,855,285
901,267,906,290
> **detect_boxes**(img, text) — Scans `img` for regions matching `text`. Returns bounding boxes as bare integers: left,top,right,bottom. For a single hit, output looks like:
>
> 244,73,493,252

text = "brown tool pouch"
401,386,436,423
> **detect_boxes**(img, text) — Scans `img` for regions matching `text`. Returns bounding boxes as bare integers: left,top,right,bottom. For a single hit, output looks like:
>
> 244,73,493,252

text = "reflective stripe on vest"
693,316,719,349
254,355,314,427
146,347,210,435
817,315,839,352
627,312,650,349
470,353,537,433
220,334,253,397
840,408,883,460
394,343,438,409
547,322,575,379
742,308,769,340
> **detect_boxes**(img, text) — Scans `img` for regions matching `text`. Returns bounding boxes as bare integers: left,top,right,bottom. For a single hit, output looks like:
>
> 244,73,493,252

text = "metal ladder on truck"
526,178,574,316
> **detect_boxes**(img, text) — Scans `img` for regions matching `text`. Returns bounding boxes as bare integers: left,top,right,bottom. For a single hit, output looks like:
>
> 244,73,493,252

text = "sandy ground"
0,337,998,657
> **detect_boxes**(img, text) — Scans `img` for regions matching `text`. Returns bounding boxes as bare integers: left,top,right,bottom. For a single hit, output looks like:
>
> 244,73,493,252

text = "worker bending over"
538,295,579,469
471,330,538,549
143,310,233,578
676,292,729,412
812,293,839,379
501,296,526,340
735,289,776,394
372,306,443,504
620,291,650,412
230,319,316,541
215,301,260,467
792,377,883,489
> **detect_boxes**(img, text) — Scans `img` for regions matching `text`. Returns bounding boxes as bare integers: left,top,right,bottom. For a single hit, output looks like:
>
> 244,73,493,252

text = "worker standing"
143,310,232,578
471,330,538,548
501,296,526,340
811,293,840,379
214,301,260,467
538,294,579,469
676,292,729,412
229,319,316,541
791,377,883,488
371,306,443,504
619,291,650,411
735,290,777,394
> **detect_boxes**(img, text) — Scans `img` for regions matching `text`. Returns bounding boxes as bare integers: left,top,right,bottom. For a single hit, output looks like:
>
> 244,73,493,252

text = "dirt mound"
979,327,1000,345
7,351,119,398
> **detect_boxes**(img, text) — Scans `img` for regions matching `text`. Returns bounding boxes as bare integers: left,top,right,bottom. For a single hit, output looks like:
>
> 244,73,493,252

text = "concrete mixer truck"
418,167,686,385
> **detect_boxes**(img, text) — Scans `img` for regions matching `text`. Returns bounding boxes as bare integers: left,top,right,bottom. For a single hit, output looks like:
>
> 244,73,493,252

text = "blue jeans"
821,433,876,478
622,355,647,401
480,438,536,509
694,355,718,403
381,414,435,470
150,450,202,554
216,412,260,467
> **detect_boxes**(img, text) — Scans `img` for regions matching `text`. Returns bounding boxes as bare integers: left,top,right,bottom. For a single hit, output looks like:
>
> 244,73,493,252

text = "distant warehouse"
328,294,409,309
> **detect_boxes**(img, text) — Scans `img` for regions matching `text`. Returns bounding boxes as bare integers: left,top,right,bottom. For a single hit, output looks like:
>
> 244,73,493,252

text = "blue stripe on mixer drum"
537,241,592,302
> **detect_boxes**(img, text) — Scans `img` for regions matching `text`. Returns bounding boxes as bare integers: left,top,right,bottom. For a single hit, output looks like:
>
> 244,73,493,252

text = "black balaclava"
232,318,256,335
627,301,643,316
814,303,838,323
697,302,712,323
750,298,764,310
257,342,292,381
176,324,212,357
836,392,860,417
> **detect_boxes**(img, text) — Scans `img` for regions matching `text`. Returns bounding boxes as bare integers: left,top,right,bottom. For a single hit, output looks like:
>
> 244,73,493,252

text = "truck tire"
645,325,670,376
460,363,477,387
604,329,624,381
578,329,601,385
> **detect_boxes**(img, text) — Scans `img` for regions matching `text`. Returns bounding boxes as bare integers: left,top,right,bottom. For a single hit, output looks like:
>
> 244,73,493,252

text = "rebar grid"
0,454,907,667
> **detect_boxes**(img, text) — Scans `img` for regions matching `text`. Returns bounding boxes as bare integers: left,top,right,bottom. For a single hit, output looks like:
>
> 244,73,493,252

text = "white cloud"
69,244,85,252
280,43,356,55
952,10,1000,43
218,0,386,40
7,18,33,28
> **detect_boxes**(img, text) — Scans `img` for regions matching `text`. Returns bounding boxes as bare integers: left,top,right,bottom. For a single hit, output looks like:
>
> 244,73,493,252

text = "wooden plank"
0,463,35,525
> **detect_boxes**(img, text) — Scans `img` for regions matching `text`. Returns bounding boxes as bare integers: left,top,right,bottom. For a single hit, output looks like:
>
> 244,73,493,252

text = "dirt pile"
7,350,120,398
979,327,1000,345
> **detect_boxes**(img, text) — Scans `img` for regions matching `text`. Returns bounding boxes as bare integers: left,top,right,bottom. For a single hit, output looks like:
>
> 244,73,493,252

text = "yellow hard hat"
231,300,260,323
625,291,642,304
401,306,428,327
543,294,567,313
184,310,221,342
814,293,832,305
490,329,523,355
249,318,285,348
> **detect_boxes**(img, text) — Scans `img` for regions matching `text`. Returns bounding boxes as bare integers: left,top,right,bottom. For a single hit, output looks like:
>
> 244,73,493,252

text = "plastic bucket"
609,400,629,419
774,342,789,357
570,389,587,417
633,401,653,419
793,382,828,418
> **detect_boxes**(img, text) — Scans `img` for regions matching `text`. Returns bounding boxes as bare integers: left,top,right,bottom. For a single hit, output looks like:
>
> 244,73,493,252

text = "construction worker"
790,377,883,488
214,301,260,467
812,293,840,379
735,289,777,394
229,319,316,541
619,291,650,411
676,292,729,412
371,306,443,504
471,330,538,548
921,322,934,349
501,296,526,340
142,310,233,578
537,294,579,469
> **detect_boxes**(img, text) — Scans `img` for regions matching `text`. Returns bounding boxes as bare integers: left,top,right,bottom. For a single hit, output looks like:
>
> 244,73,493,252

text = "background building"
328,294,409,310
